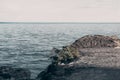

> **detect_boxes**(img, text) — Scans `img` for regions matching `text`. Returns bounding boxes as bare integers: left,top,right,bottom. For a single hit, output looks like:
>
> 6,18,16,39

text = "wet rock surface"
38,35,120,80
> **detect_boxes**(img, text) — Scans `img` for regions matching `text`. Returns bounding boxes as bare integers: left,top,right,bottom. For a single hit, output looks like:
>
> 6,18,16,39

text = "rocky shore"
37,35,120,80
1,35,120,80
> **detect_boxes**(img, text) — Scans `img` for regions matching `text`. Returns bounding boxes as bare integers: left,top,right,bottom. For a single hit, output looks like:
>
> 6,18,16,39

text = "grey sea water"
0,23,120,78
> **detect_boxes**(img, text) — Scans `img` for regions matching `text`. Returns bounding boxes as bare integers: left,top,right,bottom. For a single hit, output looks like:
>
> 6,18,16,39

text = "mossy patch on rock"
51,46,80,64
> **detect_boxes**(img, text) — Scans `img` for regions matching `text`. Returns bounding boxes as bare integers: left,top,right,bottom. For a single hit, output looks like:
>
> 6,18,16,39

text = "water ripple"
0,23,120,78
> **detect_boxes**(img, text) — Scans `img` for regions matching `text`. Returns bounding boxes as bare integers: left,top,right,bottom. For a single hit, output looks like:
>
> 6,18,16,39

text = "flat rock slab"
77,48,120,68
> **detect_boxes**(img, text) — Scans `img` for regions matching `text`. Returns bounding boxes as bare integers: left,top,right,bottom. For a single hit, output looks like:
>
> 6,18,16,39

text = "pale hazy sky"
0,0,120,22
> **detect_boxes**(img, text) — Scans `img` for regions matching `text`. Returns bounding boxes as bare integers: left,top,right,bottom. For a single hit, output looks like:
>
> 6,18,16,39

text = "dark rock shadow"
37,64,120,80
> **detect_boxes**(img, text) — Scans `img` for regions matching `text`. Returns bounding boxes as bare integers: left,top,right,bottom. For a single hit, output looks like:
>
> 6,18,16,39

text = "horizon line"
0,22,120,24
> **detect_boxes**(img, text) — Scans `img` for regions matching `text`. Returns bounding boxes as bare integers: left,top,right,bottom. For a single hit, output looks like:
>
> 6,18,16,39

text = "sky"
0,0,120,22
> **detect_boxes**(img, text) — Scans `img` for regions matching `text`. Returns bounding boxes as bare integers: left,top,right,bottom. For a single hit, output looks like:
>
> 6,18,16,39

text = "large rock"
50,35,120,64
37,64,120,80
12,68,31,80
37,35,120,80
0,66,31,80
37,48,120,80
0,66,13,80
72,35,120,48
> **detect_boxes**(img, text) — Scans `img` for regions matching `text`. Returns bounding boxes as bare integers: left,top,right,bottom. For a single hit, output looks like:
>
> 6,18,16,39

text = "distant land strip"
0,22,120,24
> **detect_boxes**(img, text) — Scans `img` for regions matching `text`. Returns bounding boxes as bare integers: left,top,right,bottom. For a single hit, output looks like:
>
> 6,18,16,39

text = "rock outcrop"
0,66,31,80
72,35,120,48
37,35,120,80
37,64,120,80
50,35,120,64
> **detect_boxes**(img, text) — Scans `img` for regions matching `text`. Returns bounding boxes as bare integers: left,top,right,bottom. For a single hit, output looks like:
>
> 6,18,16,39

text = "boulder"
12,68,31,80
0,66,13,80
72,35,120,48
0,66,31,80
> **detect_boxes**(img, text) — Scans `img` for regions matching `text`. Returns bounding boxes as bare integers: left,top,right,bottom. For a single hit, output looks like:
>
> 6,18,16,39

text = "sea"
0,23,120,78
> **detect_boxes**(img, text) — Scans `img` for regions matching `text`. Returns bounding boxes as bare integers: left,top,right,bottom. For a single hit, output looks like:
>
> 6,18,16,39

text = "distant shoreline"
0,22,120,24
